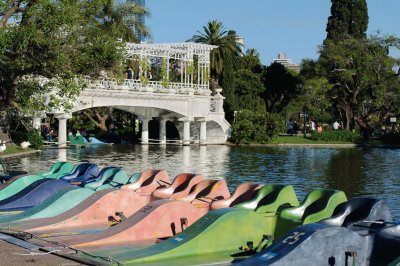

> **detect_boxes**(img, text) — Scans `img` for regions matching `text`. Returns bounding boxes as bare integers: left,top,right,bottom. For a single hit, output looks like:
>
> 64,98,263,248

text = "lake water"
4,144,400,220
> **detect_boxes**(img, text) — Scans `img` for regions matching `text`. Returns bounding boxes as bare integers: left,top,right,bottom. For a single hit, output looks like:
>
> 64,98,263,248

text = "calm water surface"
4,145,400,220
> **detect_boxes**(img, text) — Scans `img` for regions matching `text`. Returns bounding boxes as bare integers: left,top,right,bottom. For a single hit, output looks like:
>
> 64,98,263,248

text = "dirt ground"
0,239,85,266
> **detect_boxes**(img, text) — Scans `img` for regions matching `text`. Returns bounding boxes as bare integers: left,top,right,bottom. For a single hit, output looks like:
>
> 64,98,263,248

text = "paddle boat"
68,135,110,145
0,163,111,213
0,167,136,224
0,161,74,201
79,188,345,265
1,169,172,234
56,179,232,249
237,197,398,266
4,171,208,239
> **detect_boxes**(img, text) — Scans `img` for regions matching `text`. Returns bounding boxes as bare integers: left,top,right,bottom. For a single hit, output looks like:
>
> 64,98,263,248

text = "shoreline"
1,142,400,159
0,150,40,159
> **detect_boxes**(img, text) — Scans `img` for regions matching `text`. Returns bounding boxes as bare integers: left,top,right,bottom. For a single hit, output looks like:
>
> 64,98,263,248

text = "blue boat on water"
67,135,111,145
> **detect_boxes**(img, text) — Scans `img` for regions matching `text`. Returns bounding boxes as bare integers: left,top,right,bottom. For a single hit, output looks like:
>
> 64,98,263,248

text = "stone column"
183,120,191,146
159,118,167,145
54,113,71,148
141,118,150,145
199,120,207,145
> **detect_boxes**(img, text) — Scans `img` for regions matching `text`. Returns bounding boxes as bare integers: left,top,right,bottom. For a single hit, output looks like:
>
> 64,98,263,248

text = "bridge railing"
85,78,211,96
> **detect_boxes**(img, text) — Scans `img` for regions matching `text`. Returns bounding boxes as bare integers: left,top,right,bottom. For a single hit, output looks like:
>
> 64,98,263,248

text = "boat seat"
38,162,70,177
153,173,204,200
177,179,230,204
234,184,299,213
134,170,170,194
280,189,347,225
190,179,231,208
322,197,393,227
97,169,131,189
210,183,262,210
45,162,75,179
121,169,169,194
370,223,400,266
82,167,122,189
59,163,99,183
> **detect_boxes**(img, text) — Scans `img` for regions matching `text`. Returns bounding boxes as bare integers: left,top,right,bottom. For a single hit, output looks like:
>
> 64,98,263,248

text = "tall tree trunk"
0,110,13,144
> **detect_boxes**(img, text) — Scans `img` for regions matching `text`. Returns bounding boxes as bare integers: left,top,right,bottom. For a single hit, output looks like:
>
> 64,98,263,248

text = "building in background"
228,30,245,54
272,53,300,72
126,0,146,43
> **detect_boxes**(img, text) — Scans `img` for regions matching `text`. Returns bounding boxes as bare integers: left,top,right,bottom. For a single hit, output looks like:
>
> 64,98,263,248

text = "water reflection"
3,145,399,220
324,149,367,197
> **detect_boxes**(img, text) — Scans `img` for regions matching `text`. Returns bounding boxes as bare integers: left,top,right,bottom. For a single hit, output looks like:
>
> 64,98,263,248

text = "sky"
145,0,400,66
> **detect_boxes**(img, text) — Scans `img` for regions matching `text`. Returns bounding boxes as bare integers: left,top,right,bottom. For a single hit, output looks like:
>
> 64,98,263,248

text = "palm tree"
100,0,150,43
190,20,242,93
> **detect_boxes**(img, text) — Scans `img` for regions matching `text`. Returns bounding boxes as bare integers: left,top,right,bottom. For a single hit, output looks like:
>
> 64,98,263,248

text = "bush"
309,130,361,143
231,110,285,144
10,130,27,145
27,129,44,149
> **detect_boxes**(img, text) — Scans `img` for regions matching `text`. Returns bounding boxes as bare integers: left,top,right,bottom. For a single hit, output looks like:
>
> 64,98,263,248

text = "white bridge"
46,43,230,147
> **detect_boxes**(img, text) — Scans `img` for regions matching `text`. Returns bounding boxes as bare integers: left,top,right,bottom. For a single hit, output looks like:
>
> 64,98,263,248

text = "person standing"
311,119,316,131
126,67,133,79
333,121,340,130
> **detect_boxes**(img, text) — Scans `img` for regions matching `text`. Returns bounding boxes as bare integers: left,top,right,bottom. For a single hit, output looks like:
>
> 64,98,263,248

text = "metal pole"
303,105,307,138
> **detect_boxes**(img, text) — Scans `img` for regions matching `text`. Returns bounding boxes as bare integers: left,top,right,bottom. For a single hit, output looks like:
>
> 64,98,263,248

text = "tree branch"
0,0,38,28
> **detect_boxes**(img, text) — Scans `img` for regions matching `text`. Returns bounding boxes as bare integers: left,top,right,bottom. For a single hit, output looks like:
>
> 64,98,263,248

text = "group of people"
41,124,57,142
287,119,299,134
126,67,153,80
287,118,342,134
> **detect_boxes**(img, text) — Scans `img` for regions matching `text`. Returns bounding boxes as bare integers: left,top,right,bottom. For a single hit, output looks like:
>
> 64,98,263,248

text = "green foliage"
27,129,44,149
160,58,170,88
190,20,242,81
204,66,210,83
233,69,265,113
326,0,368,41
318,35,400,132
68,112,97,132
0,0,149,113
221,54,236,120
262,62,303,113
237,49,263,73
231,110,285,144
310,130,361,143
139,57,149,85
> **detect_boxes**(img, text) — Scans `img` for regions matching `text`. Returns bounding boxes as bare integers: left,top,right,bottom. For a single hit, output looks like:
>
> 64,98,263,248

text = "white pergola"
124,42,217,94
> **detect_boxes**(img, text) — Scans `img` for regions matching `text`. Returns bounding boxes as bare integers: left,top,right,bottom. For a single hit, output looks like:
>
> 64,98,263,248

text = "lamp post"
303,105,307,138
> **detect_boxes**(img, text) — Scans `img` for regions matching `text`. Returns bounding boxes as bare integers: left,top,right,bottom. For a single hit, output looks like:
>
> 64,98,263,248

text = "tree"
234,69,265,112
103,0,150,43
220,52,236,122
189,20,242,93
231,109,285,144
261,62,303,113
0,0,149,142
318,35,400,134
326,0,368,41
237,49,263,74
292,59,333,124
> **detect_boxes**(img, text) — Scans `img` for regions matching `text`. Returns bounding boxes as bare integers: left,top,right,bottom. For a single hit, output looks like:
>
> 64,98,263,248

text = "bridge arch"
51,43,230,147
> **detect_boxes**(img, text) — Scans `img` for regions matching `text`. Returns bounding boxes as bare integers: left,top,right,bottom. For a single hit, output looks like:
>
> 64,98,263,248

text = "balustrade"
85,78,210,96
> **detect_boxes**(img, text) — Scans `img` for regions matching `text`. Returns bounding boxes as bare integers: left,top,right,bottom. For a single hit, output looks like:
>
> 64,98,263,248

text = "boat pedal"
239,234,273,254
255,234,274,252
180,218,188,230
345,251,357,266
115,212,127,221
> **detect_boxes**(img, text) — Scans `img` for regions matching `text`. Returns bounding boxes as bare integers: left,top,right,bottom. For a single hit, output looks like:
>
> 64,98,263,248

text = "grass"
0,146,35,156
269,135,356,145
